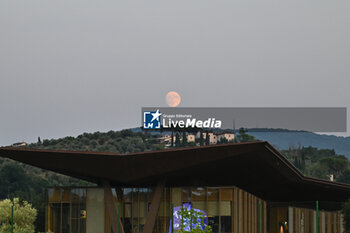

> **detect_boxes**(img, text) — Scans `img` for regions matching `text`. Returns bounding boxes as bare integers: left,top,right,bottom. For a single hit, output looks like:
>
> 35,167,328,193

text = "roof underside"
1,141,350,210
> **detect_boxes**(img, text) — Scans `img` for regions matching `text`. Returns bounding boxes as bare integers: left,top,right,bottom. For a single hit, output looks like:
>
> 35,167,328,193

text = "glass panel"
220,216,232,233
133,189,139,233
207,188,219,233
124,188,133,202
220,201,232,233
137,188,153,233
191,187,206,201
171,188,182,206
157,188,170,233
48,188,62,203
62,203,70,233
208,216,219,233
72,203,79,233
124,203,132,233
123,188,133,233
219,189,232,233
123,187,133,233
182,188,191,202
71,189,87,233
50,203,61,233
192,187,207,223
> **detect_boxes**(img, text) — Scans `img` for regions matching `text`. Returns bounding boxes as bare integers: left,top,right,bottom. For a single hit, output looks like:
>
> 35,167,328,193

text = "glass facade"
46,186,341,233
267,207,343,233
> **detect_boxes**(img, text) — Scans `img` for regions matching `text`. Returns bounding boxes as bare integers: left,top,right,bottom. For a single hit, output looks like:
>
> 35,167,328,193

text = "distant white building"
12,142,27,147
196,132,235,144
217,133,235,142
160,131,235,146
159,134,195,146
195,132,217,144
187,134,195,143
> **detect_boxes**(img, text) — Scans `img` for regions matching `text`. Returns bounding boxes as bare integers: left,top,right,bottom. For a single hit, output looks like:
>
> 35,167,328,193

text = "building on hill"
157,135,173,145
216,132,235,142
196,132,235,144
158,134,196,146
11,141,27,147
196,132,217,144
0,141,349,233
186,134,195,143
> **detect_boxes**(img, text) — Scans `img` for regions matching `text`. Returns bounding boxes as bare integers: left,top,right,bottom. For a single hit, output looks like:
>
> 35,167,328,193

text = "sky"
0,0,350,146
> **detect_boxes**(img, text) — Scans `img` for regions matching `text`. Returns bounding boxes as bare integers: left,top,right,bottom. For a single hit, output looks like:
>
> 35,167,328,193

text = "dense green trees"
199,132,204,146
0,158,88,232
30,130,164,153
0,198,37,233
236,128,256,142
282,146,350,182
205,131,209,145
175,133,181,147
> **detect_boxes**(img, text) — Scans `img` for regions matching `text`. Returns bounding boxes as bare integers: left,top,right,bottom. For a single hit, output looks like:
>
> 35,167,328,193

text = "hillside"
133,127,350,158
246,129,350,158
29,129,165,153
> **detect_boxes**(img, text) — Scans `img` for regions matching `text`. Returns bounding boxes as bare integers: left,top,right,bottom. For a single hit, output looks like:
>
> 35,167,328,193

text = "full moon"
166,91,181,107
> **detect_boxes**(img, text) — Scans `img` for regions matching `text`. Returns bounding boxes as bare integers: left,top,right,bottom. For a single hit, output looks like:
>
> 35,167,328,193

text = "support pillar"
142,179,166,233
103,181,125,233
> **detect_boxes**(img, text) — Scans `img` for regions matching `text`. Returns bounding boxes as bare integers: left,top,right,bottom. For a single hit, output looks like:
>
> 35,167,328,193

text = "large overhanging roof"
1,141,350,206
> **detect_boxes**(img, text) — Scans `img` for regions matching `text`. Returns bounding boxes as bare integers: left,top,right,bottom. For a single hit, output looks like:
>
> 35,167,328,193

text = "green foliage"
236,128,256,142
178,206,212,233
205,131,209,146
217,137,228,144
282,146,350,182
28,130,164,154
182,132,187,147
338,170,350,184
0,158,89,232
171,131,174,147
319,157,348,178
343,199,350,233
0,198,37,233
175,133,181,148
199,132,204,146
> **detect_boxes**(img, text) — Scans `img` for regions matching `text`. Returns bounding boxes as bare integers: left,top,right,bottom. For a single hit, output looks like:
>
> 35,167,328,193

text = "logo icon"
143,109,162,129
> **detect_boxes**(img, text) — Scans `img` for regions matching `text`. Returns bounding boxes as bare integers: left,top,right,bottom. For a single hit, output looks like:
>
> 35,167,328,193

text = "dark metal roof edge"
0,140,265,158
2,141,350,191
0,146,122,156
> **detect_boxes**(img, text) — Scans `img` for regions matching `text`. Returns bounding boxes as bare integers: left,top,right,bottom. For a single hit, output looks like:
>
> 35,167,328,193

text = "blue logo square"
143,110,162,129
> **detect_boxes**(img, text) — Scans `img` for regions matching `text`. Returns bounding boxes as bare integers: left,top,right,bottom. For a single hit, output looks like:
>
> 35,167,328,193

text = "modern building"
1,141,349,233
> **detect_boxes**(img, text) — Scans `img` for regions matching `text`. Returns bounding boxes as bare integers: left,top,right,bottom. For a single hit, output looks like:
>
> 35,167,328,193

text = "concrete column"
288,207,294,233
87,188,105,233
321,212,325,233
340,213,344,233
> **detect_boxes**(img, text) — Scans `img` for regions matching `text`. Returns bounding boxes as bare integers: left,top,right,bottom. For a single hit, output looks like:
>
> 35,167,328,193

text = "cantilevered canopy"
1,141,350,205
